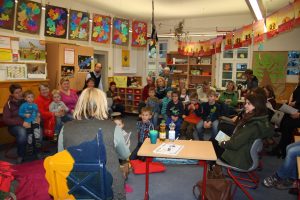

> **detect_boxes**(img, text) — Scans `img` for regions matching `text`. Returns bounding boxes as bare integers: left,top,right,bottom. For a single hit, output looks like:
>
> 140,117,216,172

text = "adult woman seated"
106,81,125,115
155,76,168,100
215,93,274,170
59,77,78,117
3,84,33,163
56,88,130,199
35,83,55,139
219,80,238,116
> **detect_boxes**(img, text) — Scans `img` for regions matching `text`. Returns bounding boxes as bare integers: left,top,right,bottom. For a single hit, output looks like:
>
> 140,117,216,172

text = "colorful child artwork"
15,0,41,34
68,10,89,41
122,50,130,67
112,17,129,46
61,65,75,78
44,5,68,38
78,55,92,72
0,0,15,30
19,38,46,61
132,21,147,47
91,14,111,44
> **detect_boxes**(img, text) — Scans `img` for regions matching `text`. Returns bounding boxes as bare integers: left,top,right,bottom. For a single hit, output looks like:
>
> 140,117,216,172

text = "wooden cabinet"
0,79,49,113
46,43,94,91
117,87,142,114
166,52,215,92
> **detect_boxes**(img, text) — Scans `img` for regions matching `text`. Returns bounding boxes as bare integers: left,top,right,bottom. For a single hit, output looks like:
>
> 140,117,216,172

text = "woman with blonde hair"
53,88,130,199
155,76,168,99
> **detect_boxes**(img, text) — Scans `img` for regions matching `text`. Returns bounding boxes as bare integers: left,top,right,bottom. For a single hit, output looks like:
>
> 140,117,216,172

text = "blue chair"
64,129,113,200
216,139,263,200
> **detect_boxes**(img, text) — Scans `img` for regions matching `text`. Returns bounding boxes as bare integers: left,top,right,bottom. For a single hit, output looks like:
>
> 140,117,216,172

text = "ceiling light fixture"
246,0,263,21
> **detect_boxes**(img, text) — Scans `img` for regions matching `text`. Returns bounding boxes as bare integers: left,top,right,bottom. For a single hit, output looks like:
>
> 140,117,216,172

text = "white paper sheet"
215,130,231,143
153,143,184,156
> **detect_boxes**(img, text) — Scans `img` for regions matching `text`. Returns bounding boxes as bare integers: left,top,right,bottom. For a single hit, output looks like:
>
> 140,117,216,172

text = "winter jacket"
3,96,25,126
219,91,238,107
221,115,275,170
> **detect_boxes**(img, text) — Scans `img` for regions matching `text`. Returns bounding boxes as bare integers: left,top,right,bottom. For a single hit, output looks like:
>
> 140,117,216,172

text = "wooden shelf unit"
166,52,215,91
117,87,142,114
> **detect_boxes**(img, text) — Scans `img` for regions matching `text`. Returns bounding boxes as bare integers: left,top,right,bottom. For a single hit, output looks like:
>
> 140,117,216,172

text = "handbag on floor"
193,164,232,200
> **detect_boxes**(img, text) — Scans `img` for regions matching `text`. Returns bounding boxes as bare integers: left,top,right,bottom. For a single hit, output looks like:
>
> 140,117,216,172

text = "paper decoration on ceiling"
19,38,46,61
241,24,252,47
253,20,265,45
68,10,89,41
91,14,111,44
266,12,278,39
44,5,68,38
294,1,300,27
0,0,15,30
15,0,41,34
131,21,147,47
112,17,129,46
277,4,294,33
233,28,243,49
224,32,233,50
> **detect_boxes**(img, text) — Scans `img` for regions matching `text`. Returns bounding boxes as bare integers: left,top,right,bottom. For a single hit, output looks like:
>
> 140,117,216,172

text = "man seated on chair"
213,93,274,170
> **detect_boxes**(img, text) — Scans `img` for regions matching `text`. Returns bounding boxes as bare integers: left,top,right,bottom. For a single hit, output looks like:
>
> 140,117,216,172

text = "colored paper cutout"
112,17,129,46
44,5,68,38
15,0,41,34
122,50,130,67
113,76,127,88
132,21,147,47
0,0,15,30
92,14,111,44
69,10,89,41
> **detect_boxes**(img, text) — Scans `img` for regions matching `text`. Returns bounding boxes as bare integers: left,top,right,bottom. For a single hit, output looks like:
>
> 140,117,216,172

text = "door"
94,51,108,91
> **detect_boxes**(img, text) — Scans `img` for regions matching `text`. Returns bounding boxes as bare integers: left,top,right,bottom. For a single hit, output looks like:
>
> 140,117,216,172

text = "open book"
215,130,231,143
153,143,184,156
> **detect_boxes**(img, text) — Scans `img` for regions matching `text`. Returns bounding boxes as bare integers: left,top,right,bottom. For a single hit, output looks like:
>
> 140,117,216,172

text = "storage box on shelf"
166,52,214,92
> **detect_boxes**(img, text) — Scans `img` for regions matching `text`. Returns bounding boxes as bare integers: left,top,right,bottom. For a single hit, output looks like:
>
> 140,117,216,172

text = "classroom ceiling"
76,0,291,20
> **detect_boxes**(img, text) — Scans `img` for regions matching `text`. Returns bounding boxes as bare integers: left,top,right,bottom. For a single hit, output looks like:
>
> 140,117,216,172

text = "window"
217,47,251,88
146,40,168,77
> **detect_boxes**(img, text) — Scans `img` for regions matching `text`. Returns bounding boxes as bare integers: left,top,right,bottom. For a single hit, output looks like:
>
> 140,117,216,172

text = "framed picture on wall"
78,55,92,72
61,65,74,78
6,64,27,79
27,63,46,79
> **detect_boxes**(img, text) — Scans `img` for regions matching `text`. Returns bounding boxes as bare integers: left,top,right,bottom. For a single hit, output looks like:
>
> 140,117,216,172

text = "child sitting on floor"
145,87,160,128
18,90,41,157
180,88,190,105
196,90,221,140
130,107,154,160
180,93,202,140
166,90,184,118
166,108,183,139
161,90,172,121
113,116,131,148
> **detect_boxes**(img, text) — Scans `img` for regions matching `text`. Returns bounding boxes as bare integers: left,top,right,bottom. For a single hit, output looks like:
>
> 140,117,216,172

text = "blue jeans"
55,115,73,134
8,126,27,157
196,120,219,140
277,142,300,180
152,112,159,128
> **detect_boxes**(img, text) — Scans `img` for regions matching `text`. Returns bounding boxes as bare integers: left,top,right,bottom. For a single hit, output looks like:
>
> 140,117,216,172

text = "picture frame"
27,63,47,79
6,64,27,80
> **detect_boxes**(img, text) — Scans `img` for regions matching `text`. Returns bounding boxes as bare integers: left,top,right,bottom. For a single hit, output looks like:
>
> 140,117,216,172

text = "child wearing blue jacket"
19,90,41,155
146,87,160,128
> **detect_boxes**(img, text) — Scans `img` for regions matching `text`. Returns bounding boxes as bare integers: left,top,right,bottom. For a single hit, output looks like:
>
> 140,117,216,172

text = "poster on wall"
277,4,294,33
19,38,46,61
6,64,27,79
287,51,300,75
0,36,11,48
78,55,92,72
122,50,130,67
44,5,68,38
68,10,89,41
252,51,288,96
253,19,265,44
131,21,147,47
112,17,129,46
27,63,46,79
91,14,111,44
0,0,15,30
61,65,74,78
64,48,75,64
15,0,41,34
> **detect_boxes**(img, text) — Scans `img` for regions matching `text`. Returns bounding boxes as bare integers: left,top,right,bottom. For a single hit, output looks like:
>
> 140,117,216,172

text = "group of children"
18,89,71,157
112,87,222,161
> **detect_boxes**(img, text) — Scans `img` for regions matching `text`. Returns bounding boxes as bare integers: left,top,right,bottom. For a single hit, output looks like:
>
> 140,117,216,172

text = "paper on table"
153,143,184,156
279,104,298,115
215,130,231,143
